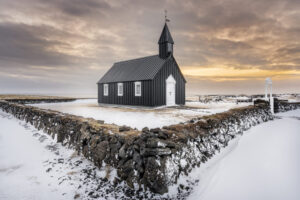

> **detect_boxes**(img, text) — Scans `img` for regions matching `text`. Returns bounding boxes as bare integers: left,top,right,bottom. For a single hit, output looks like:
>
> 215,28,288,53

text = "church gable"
97,20,186,106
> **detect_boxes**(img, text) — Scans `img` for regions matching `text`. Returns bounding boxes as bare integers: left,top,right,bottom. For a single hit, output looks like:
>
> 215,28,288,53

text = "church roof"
158,23,174,44
97,55,169,83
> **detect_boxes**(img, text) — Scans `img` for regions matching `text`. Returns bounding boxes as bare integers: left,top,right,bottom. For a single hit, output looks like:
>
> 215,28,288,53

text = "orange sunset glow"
182,67,300,80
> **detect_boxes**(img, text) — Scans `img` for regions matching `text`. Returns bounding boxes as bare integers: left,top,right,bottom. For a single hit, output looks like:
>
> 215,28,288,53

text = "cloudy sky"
0,0,299,97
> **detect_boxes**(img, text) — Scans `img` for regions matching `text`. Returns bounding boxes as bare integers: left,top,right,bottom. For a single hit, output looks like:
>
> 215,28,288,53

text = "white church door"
166,74,176,106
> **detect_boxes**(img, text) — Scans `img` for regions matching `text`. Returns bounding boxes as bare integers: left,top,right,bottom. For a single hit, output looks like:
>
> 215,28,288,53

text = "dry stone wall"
0,100,293,194
275,100,300,113
254,98,300,113
5,98,76,104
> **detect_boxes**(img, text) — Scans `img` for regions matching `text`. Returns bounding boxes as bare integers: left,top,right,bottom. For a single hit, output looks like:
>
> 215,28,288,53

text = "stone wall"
4,98,76,104
0,100,277,194
276,100,300,113
254,98,300,113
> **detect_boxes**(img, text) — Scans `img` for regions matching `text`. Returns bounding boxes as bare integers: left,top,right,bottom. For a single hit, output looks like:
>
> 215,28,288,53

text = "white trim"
134,81,142,97
117,83,123,96
166,75,176,106
166,74,176,83
103,84,109,96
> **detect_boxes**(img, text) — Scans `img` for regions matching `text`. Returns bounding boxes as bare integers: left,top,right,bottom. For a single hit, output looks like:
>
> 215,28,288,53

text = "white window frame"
118,83,123,96
134,81,142,97
103,84,109,96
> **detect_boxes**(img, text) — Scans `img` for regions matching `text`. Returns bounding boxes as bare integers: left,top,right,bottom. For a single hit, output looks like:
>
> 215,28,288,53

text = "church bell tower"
158,12,174,59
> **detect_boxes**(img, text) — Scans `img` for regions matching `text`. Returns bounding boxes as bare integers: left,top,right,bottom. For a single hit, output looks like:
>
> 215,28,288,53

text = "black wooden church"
97,22,186,106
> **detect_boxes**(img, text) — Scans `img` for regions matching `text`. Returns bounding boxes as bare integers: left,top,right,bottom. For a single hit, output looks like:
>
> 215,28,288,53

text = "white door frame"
166,74,176,106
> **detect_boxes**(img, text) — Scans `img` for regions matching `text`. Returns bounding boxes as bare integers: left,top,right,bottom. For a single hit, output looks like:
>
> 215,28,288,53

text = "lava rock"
141,147,172,156
119,126,131,132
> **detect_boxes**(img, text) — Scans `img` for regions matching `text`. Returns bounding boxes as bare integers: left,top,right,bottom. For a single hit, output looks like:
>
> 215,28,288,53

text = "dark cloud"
0,22,101,69
53,0,111,16
0,0,299,95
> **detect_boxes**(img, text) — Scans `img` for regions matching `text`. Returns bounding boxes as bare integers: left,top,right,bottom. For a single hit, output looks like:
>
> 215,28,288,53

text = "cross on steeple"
165,10,170,23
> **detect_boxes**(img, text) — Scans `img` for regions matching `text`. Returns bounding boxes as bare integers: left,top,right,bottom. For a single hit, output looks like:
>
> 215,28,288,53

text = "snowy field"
1,107,300,199
0,111,77,199
30,99,250,130
0,110,131,200
276,94,300,102
184,109,300,200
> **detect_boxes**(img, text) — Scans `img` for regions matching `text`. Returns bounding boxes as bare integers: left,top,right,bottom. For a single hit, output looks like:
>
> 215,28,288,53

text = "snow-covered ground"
184,109,300,200
1,105,300,200
0,110,121,200
277,94,300,103
0,111,75,200
30,99,250,130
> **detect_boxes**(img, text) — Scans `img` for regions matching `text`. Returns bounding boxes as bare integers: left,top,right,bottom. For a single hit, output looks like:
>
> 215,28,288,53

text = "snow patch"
30,99,251,130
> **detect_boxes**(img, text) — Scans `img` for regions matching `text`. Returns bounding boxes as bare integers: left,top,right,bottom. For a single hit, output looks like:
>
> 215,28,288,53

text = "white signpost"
265,77,274,114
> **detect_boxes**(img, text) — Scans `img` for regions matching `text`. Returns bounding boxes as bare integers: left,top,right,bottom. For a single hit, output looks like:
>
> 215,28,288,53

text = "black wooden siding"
159,43,170,59
152,56,185,106
98,56,185,107
98,80,154,106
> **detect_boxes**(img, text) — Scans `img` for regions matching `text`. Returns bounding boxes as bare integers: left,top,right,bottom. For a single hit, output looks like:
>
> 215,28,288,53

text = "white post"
265,77,274,114
270,82,274,114
270,82,272,99
270,96,274,114
265,83,268,100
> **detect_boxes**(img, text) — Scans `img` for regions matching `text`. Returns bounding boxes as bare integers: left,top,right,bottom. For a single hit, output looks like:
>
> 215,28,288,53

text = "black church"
97,22,186,107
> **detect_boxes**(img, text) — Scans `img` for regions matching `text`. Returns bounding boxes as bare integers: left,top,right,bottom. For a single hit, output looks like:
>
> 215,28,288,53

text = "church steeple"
158,23,174,59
